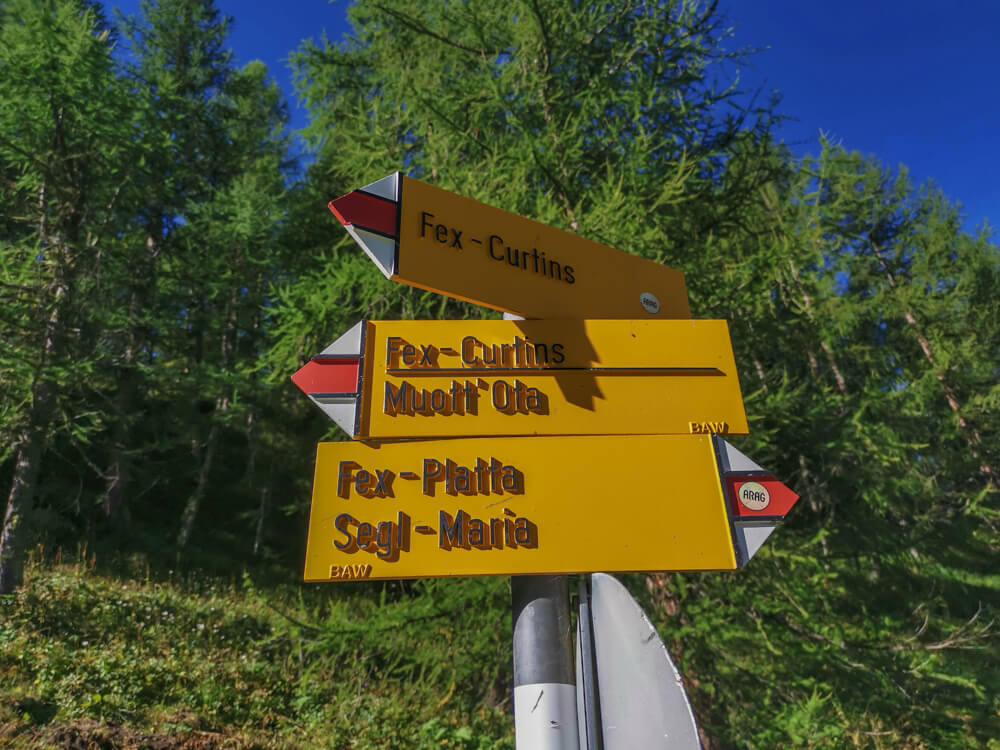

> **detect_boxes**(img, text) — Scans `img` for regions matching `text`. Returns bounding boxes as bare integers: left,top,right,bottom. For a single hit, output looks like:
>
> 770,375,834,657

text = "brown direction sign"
328,173,690,319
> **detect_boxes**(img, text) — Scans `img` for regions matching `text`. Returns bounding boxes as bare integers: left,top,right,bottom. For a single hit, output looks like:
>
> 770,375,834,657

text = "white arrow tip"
718,439,765,474
360,172,399,201
734,522,776,566
346,225,396,279
312,397,358,437
319,321,365,356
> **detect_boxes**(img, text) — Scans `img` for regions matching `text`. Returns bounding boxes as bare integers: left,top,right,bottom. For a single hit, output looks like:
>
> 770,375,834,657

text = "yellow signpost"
328,173,690,319
309,174,802,748
304,434,799,581
304,434,743,581
291,318,748,440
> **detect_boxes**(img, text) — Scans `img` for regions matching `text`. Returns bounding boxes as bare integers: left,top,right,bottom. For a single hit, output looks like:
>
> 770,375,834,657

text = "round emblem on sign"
639,292,660,314
738,481,770,511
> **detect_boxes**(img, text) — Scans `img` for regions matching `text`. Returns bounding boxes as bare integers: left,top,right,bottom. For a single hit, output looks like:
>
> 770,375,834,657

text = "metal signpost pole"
576,577,602,750
511,575,579,749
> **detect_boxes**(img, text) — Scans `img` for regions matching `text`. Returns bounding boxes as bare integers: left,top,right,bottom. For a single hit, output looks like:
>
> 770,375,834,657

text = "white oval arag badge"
738,481,771,511
639,292,660,314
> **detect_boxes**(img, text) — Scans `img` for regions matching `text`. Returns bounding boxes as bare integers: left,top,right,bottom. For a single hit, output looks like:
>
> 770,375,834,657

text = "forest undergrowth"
0,548,514,749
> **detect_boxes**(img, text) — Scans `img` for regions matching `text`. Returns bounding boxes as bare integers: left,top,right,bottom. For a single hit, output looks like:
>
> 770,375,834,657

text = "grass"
2,538,996,748
0,548,515,749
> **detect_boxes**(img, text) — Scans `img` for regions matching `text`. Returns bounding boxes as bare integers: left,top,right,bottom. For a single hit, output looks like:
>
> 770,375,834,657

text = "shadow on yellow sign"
292,319,748,439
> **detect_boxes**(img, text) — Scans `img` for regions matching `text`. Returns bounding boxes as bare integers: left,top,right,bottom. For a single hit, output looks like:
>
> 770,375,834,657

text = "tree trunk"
176,285,237,552
0,179,64,592
253,487,269,557
2,308,63,590
103,288,141,521
0,428,44,593
752,355,768,392
787,259,849,396
103,370,133,523
176,417,221,551
242,410,270,557
104,225,161,523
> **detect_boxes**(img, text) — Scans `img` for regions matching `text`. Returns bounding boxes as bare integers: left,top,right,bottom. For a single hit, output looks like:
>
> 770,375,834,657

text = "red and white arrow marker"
713,435,800,566
290,321,366,436
328,174,400,278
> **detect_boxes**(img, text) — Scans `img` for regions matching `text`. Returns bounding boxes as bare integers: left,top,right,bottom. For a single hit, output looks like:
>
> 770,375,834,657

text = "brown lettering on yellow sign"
330,564,372,579
337,457,524,499
385,335,566,370
333,511,410,561
351,319,749,440
439,509,537,550
417,210,576,286
460,336,565,367
328,507,537,562
383,379,546,417
689,421,729,434
304,435,741,581
328,454,534,563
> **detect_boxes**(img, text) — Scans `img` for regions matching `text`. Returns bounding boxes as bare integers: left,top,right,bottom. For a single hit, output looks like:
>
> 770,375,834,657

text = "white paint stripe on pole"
514,683,581,750
575,622,588,748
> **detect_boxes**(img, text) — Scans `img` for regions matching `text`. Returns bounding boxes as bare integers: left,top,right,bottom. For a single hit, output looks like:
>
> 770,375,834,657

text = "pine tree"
170,59,295,551
0,0,140,591
99,0,237,526
266,0,781,379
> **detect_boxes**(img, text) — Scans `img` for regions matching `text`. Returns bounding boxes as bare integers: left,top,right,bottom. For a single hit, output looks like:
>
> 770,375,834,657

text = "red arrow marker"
290,357,360,397
725,476,799,519
326,174,401,280
329,190,398,238
713,436,800,567
289,322,366,437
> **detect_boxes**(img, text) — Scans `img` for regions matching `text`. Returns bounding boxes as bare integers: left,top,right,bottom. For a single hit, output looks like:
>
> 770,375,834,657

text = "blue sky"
112,0,998,236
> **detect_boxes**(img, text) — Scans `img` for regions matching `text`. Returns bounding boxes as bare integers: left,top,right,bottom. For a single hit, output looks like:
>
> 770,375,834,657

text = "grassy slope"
0,553,513,749
2,542,997,748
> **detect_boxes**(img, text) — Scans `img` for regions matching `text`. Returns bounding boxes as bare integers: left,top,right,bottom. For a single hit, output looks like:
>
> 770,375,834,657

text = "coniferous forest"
1,1,997,747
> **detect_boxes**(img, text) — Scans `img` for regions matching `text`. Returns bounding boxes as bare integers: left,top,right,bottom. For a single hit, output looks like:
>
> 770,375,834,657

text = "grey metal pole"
511,575,579,749
576,576,603,750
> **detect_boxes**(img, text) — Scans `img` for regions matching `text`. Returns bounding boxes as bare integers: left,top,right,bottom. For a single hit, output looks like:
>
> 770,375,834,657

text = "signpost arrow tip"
291,322,365,437
329,176,401,279
715,438,800,567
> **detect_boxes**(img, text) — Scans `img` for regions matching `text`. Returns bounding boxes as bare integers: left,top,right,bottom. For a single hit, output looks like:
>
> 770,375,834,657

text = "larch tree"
102,0,238,527
265,0,782,388
0,0,140,592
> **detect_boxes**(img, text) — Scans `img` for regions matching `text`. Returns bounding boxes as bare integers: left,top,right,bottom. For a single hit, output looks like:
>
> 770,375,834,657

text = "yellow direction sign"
290,318,748,440
303,434,799,581
328,173,690,319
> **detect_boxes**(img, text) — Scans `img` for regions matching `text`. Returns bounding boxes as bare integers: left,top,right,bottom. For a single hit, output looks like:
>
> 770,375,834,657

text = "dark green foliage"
637,140,1000,746
0,0,306,581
